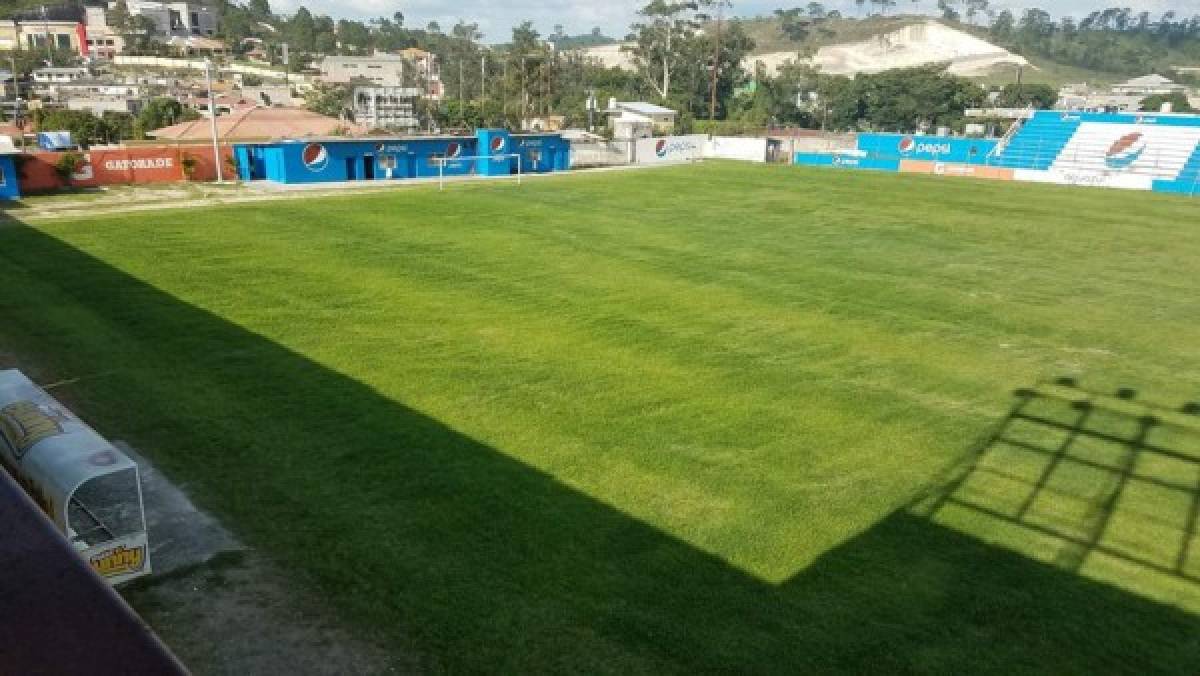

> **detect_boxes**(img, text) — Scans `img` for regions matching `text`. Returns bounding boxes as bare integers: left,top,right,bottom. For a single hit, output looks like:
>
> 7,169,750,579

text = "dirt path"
123,552,418,675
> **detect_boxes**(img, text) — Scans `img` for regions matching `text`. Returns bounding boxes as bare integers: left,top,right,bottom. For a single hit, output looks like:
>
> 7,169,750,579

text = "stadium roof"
148,107,368,142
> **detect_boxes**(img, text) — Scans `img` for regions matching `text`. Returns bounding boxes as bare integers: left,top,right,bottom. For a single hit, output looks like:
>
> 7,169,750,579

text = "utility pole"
709,1,725,121
586,90,596,133
521,55,527,128
459,58,464,104
8,54,17,126
281,42,289,90
480,54,486,101
41,5,53,66
205,59,224,183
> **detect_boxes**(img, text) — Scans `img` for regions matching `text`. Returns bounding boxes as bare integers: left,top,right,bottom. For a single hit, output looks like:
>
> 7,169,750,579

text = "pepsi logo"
445,142,462,159
655,139,668,157
898,136,916,154
1105,132,1147,170
302,143,329,172
490,136,507,153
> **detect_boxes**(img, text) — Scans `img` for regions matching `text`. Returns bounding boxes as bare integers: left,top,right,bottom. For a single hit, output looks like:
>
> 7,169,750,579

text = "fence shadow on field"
912,382,1200,588
0,216,1197,673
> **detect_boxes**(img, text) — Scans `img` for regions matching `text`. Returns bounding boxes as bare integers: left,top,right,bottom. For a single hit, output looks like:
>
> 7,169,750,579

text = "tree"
775,8,816,43
1140,92,1195,113
107,0,132,32
247,0,272,22
137,97,199,136
35,110,105,147
626,1,704,101
286,7,317,53
304,82,350,119
965,0,989,26
989,10,1014,41
337,19,371,53
937,0,960,22
995,83,1058,109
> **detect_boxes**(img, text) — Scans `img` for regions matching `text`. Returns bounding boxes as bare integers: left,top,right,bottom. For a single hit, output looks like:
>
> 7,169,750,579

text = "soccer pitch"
2,163,1199,672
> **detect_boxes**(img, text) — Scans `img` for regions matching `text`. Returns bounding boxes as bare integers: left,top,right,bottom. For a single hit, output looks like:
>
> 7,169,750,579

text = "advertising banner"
708,136,769,163
19,145,234,192
858,134,999,164
83,533,151,586
635,135,706,164
1014,169,1155,191
1050,122,1200,180
899,160,1014,181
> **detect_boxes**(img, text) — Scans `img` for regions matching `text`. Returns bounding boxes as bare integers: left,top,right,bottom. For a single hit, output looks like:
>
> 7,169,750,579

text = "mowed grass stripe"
1,162,1198,672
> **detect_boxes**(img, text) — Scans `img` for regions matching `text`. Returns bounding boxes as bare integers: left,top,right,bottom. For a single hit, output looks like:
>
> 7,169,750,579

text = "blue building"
234,129,570,185
0,153,21,200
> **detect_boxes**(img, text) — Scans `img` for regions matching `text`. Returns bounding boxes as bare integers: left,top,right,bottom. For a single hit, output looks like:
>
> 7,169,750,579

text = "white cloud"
268,0,1199,43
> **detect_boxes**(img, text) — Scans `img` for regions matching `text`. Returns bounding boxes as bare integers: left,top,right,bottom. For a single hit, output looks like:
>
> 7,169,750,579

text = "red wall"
18,145,235,193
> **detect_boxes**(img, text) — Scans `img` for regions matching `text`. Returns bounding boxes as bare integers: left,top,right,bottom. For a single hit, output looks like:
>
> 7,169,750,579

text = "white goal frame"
433,153,523,190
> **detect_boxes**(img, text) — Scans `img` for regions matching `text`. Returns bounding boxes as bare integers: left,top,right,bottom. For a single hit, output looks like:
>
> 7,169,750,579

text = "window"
0,165,6,187
379,154,397,170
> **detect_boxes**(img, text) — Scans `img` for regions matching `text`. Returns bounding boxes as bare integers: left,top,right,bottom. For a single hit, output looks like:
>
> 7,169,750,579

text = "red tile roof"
148,107,368,141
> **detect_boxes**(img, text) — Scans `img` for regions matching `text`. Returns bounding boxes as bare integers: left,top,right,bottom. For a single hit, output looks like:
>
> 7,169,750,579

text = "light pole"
204,58,224,183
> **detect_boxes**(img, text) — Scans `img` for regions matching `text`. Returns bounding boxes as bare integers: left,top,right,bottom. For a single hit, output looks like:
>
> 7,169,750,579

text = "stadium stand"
795,110,1200,196
990,113,1083,170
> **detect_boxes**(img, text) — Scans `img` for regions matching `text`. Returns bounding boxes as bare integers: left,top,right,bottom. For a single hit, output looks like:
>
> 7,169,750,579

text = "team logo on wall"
1105,132,1147,170
490,136,507,153
445,142,463,158
897,136,916,154
655,139,668,157
302,143,330,172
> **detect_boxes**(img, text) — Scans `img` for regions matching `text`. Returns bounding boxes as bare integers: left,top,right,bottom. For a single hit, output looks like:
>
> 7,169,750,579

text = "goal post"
434,153,523,191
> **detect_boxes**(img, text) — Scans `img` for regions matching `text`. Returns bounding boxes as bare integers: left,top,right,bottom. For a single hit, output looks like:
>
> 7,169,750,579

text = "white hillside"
751,20,1026,76
578,20,1028,78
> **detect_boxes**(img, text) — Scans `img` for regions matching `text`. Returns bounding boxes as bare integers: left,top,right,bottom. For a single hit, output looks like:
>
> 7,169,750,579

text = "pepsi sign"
1105,132,1147,170
302,143,329,172
898,136,953,156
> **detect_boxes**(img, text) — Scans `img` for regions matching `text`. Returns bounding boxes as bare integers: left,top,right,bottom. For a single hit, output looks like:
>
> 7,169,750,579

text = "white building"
319,52,443,99
318,53,412,89
32,67,91,85
604,100,677,136
119,1,217,37
1058,75,1196,112
84,6,124,59
353,86,421,131
1111,74,1189,97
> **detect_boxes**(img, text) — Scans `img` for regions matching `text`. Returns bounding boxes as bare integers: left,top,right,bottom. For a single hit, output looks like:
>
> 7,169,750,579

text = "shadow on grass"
914,383,1200,587
0,215,1196,673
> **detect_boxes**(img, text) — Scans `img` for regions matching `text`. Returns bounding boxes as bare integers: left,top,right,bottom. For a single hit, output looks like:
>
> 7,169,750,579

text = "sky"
270,0,1199,43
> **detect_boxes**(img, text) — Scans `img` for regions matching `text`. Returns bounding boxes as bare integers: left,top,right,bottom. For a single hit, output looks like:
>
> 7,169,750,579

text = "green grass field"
2,163,1199,673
